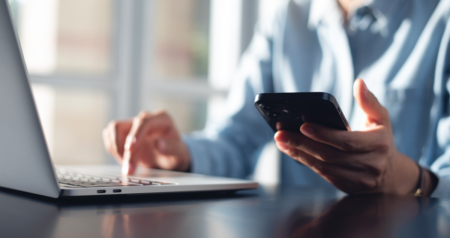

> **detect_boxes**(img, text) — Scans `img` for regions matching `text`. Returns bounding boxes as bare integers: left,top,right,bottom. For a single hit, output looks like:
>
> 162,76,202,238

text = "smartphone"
254,92,351,133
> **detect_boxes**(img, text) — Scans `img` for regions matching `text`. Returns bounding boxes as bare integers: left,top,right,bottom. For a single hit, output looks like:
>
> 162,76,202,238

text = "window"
8,0,273,169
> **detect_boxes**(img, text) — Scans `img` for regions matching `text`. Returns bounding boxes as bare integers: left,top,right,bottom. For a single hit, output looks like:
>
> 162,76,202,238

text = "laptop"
0,186,259,238
0,0,258,198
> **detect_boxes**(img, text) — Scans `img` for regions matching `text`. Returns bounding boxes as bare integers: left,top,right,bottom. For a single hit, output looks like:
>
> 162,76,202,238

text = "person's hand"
102,111,190,175
274,79,421,195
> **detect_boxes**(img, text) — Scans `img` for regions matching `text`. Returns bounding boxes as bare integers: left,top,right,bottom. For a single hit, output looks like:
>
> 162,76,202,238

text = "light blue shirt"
184,0,450,198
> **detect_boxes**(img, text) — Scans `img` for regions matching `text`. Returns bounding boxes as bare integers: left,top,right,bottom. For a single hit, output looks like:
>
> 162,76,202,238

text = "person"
103,0,450,197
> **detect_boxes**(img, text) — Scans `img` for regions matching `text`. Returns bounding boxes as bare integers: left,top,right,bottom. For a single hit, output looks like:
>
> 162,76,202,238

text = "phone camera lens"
266,112,281,119
261,104,276,111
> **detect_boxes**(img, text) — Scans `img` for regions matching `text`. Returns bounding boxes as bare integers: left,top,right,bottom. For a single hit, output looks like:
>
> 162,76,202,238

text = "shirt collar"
308,0,402,30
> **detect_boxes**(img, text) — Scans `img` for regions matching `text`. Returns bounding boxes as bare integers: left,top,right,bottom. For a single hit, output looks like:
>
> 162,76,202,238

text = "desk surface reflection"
1,185,449,238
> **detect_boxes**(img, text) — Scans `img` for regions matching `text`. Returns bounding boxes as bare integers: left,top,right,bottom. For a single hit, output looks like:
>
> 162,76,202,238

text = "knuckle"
362,159,384,177
293,150,305,160
316,150,330,161
312,162,328,176
377,142,390,155
155,109,167,116
289,149,305,161
106,121,120,135
156,110,172,121
361,178,377,189
315,163,326,174
308,159,321,171
371,166,383,177
342,137,358,151
288,134,302,147
373,160,387,176
102,128,109,138
107,121,117,129
111,122,122,134
135,113,149,124
138,110,150,118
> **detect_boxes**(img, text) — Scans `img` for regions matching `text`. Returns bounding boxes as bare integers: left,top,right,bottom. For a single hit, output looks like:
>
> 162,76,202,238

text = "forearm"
183,132,271,178
389,152,438,197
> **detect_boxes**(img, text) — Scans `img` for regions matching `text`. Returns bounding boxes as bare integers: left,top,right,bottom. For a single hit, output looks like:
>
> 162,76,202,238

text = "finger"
114,121,132,157
156,138,180,156
300,122,385,152
122,111,172,175
125,111,174,151
281,146,378,191
275,130,351,164
282,144,332,175
353,79,390,126
122,149,138,175
106,128,122,161
102,123,123,162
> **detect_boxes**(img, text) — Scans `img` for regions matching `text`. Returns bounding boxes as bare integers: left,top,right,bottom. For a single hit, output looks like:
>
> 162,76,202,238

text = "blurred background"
7,0,278,182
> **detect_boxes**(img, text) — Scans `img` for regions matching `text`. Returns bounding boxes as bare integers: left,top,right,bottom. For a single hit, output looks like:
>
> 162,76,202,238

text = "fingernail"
122,160,129,175
276,122,283,130
124,136,136,151
275,132,289,144
157,139,167,153
301,124,315,136
362,81,369,97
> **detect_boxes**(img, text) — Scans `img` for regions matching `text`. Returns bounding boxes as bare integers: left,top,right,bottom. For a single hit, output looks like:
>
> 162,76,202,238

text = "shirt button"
445,68,450,76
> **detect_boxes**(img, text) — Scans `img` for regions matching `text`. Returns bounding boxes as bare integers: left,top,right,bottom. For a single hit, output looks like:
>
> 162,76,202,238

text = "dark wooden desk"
1,185,449,238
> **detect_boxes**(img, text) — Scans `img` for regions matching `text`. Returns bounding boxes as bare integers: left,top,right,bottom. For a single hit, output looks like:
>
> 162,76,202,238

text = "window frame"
26,0,259,163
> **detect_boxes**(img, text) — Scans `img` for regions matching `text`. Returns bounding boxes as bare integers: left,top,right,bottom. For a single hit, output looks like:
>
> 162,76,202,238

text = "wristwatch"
413,164,424,197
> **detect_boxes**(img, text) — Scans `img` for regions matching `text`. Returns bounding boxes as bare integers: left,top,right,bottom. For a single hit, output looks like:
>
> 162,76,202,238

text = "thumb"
156,138,181,156
353,78,389,125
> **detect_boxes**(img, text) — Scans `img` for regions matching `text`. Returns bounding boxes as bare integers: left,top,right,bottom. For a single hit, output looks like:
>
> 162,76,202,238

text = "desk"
0,185,449,238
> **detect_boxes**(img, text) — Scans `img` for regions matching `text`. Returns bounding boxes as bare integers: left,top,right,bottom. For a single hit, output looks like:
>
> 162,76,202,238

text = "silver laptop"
0,0,258,198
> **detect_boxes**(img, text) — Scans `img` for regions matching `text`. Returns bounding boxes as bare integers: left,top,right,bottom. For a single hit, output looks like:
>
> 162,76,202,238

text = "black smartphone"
254,92,351,133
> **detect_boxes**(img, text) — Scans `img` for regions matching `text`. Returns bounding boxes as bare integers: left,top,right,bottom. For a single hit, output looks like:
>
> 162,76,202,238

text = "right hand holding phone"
274,79,422,195
102,111,191,175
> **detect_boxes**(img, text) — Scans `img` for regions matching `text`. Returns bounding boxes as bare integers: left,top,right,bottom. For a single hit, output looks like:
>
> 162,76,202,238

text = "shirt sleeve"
428,19,450,198
182,13,281,178
429,107,450,198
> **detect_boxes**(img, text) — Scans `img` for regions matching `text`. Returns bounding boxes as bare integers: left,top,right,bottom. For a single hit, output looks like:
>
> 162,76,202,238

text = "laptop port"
97,190,106,194
113,189,122,193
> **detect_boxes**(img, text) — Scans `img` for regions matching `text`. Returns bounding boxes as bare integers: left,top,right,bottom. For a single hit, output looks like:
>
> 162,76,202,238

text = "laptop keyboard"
56,168,175,188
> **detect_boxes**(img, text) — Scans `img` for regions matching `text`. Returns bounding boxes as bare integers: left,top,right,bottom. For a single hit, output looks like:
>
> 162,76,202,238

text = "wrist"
386,151,420,195
389,151,439,197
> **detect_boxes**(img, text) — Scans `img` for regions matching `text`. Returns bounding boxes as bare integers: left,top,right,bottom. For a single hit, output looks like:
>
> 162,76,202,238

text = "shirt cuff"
182,135,212,175
430,173,450,198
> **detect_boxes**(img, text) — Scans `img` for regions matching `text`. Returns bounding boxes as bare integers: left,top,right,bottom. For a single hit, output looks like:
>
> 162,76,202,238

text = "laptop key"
57,169,175,188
